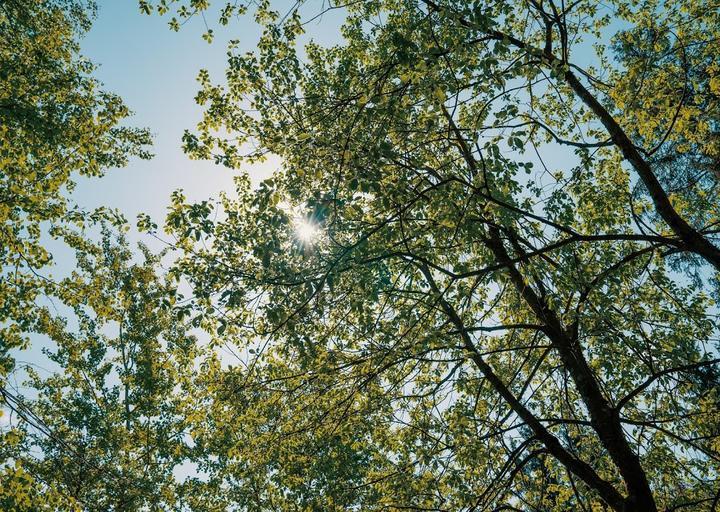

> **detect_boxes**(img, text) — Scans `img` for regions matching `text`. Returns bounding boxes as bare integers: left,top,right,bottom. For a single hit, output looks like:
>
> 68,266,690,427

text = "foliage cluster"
2,0,720,511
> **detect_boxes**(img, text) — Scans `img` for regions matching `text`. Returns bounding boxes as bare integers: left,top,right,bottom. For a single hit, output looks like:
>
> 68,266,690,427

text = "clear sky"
74,1,274,234
74,1,345,235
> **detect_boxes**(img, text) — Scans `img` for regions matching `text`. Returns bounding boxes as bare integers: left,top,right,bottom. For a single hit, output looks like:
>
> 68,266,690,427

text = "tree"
0,0,151,381
150,0,720,510
1,1,155,507
1,226,200,511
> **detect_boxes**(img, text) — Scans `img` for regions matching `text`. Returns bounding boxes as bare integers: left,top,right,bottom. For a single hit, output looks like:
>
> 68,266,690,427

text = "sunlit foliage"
0,0,151,378
151,1,720,510
2,0,720,510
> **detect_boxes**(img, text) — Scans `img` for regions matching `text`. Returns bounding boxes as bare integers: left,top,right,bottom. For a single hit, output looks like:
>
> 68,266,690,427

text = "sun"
279,201,321,244
294,216,320,243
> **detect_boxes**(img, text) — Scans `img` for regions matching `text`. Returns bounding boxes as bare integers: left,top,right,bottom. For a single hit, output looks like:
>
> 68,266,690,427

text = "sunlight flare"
293,216,320,243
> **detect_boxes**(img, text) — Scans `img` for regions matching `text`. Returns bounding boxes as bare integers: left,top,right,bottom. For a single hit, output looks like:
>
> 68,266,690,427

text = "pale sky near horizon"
76,2,246,221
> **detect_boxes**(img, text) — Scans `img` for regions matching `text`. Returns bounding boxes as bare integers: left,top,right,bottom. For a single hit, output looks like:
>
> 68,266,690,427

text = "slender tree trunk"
418,264,628,511
443,110,658,511
485,228,657,512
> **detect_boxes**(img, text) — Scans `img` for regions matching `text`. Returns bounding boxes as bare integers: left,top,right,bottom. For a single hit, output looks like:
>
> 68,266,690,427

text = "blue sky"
74,1,273,230
74,1,345,234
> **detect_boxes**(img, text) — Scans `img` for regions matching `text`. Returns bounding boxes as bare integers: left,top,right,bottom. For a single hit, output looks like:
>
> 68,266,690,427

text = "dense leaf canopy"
2,0,720,511
156,0,720,510
0,0,153,508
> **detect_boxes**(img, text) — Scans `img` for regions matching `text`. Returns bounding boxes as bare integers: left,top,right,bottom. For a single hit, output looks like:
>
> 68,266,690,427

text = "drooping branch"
615,358,720,412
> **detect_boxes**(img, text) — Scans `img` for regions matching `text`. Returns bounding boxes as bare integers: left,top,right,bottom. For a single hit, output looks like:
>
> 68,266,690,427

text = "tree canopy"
0,0,153,507
2,0,720,511
0,0,151,377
